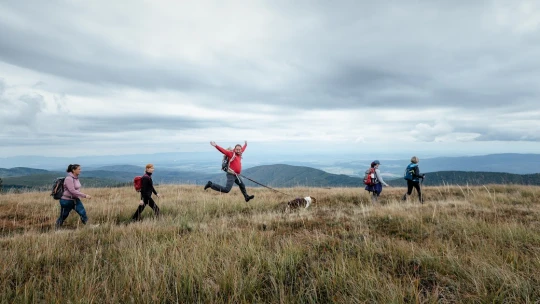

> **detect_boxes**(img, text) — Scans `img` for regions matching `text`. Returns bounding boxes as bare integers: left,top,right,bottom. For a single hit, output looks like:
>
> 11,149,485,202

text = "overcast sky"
1,0,539,160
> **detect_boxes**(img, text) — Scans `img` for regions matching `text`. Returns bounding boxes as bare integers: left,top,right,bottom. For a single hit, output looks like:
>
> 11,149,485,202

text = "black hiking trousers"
405,180,423,202
131,196,160,221
210,172,250,199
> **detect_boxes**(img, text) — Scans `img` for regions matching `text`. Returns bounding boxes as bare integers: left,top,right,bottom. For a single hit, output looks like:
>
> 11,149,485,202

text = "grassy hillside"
1,184,540,302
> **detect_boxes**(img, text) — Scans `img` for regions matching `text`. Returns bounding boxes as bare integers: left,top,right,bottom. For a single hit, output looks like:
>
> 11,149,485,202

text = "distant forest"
1,165,540,192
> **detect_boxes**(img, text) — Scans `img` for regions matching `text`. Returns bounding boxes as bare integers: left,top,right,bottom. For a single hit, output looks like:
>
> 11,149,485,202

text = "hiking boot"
402,194,407,201
245,195,255,202
204,181,212,190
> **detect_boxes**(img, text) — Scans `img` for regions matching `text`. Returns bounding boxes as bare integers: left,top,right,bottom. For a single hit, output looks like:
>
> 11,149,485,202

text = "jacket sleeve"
215,145,234,158
413,166,423,178
241,143,247,152
64,176,87,198
375,169,388,186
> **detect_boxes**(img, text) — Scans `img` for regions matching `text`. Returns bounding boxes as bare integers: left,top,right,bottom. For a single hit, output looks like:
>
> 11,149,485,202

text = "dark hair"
66,164,80,173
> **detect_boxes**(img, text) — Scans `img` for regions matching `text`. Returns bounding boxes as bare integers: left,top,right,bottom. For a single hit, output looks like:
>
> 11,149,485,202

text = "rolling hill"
2,164,540,191
241,164,360,187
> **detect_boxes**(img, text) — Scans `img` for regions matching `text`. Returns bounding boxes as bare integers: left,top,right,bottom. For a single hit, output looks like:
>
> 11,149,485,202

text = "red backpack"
133,174,148,192
363,168,377,186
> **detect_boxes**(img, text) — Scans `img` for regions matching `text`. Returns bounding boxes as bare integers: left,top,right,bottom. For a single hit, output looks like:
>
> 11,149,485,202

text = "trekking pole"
420,175,425,204
239,174,296,198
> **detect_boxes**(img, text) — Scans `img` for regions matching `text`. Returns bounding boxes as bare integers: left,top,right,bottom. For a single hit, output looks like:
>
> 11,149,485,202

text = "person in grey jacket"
364,160,390,204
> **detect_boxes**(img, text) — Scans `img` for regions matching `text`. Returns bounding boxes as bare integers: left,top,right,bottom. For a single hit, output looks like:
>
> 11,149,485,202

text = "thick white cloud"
0,0,539,158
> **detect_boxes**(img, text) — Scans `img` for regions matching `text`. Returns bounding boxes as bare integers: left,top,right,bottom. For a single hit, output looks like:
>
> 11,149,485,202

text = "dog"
286,196,316,211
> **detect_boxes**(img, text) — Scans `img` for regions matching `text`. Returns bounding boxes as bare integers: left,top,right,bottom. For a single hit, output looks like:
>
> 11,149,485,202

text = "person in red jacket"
204,140,255,202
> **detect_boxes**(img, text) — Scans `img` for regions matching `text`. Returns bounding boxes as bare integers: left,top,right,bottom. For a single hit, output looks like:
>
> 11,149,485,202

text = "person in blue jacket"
402,156,425,203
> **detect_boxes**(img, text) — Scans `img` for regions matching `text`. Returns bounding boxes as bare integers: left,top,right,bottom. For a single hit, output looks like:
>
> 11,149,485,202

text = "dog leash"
239,174,296,198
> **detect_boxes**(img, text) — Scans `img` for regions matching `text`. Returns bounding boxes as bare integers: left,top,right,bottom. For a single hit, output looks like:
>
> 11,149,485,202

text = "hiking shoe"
402,194,407,201
204,181,212,190
245,195,255,202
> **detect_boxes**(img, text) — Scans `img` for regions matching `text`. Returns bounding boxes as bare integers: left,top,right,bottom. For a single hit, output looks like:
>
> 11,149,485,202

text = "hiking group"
364,156,425,204
50,143,426,227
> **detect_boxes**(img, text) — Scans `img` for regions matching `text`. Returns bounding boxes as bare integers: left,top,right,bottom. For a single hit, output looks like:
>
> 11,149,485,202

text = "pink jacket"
61,173,88,200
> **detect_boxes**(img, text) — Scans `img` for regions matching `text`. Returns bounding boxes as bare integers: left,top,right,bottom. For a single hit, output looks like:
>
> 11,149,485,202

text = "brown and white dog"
286,196,316,211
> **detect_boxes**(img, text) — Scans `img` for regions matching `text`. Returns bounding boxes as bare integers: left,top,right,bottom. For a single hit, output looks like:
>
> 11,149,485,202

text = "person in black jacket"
131,164,162,221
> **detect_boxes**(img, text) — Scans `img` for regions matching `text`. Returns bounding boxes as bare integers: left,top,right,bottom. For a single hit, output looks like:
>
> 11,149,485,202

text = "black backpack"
221,153,237,173
221,156,229,172
51,177,65,200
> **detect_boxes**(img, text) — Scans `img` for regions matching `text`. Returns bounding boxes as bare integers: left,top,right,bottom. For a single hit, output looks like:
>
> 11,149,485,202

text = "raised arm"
242,140,247,152
211,141,233,158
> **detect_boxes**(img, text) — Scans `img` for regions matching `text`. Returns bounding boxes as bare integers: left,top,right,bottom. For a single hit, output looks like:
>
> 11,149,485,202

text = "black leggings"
132,196,160,221
406,180,422,201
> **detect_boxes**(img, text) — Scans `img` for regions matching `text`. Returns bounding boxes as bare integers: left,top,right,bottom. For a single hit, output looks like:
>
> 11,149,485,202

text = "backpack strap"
226,153,236,171
63,175,76,199
229,153,236,164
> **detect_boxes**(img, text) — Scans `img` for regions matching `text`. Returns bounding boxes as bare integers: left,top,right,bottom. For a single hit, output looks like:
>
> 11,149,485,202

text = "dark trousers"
131,196,160,221
56,198,88,227
405,180,422,202
210,173,250,199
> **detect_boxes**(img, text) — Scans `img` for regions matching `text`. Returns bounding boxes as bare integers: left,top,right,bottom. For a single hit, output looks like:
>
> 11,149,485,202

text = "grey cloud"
475,131,540,142
454,122,540,142
0,87,45,127
75,115,231,133
0,133,80,147
409,115,540,143
0,78,5,95
1,0,539,113
0,29,204,92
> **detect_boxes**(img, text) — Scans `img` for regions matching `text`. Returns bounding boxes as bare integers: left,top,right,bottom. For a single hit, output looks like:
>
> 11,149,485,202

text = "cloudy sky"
1,0,539,160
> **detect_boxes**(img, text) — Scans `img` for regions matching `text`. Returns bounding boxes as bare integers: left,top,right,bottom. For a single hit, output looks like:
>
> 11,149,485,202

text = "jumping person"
56,164,92,228
402,156,425,203
204,140,255,202
131,164,161,221
364,160,390,204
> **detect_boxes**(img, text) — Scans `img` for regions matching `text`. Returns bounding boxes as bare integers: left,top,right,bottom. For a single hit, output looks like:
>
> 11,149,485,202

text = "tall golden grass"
1,184,539,303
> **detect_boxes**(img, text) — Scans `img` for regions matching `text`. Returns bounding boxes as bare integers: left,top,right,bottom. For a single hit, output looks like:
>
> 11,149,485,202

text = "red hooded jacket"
215,143,247,174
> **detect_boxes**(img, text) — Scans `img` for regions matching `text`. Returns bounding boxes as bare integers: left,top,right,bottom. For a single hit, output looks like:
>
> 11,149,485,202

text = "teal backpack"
404,163,418,181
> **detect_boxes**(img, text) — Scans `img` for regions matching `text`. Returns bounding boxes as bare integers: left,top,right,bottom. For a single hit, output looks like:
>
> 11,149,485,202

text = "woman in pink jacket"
56,164,92,228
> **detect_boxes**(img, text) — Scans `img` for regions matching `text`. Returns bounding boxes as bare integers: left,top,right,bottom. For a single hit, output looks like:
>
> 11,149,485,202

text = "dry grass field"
1,184,540,303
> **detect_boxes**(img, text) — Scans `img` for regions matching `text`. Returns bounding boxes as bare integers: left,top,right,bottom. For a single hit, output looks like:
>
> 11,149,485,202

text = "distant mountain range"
1,163,540,191
329,153,540,178
1,153,540,177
